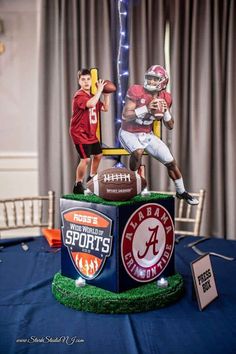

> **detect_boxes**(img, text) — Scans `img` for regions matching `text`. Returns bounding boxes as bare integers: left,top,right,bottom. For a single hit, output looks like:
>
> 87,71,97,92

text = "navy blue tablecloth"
0,236,236,354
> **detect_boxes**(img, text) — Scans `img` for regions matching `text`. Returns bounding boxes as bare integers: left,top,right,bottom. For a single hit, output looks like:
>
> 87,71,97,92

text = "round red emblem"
121,203,174,282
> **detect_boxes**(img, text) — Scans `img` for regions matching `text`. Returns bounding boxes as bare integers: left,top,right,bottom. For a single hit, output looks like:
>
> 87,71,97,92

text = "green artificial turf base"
62,192,173,206
52,273,184,314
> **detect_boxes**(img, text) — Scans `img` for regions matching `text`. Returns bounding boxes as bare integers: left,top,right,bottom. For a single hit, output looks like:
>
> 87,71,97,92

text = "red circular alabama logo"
121,203,174,282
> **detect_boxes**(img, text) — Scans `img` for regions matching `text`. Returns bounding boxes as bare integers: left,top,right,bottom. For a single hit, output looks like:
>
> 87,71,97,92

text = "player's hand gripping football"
148,98,167,112
148,98,167,120
96,79,107,94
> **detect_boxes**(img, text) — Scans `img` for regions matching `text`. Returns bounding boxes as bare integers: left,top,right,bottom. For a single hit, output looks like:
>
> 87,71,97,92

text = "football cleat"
176,191,199,205
86,175,93,183
73,182,85,194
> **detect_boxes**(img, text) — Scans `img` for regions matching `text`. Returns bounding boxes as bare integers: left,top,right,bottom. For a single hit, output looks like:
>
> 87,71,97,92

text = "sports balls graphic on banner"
121,203,174,282
61,208,113,280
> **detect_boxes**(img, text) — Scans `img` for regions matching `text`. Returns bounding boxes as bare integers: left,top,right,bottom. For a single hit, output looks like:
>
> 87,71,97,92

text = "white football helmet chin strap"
144,80,158,92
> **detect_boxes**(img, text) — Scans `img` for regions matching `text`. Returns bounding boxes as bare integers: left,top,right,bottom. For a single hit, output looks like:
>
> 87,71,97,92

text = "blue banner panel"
60,196,175,293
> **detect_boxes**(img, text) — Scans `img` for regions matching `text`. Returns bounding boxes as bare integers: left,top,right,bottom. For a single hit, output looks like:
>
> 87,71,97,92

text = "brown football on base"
86,167,147,201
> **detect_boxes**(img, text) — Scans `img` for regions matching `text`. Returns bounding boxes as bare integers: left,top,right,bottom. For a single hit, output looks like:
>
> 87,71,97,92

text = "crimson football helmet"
144,65,169,92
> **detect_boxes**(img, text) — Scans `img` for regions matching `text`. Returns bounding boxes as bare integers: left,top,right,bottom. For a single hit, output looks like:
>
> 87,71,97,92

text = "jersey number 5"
89,107,97,124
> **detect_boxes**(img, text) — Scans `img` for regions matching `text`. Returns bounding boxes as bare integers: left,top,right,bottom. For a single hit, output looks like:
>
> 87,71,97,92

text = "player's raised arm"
101,93,110,112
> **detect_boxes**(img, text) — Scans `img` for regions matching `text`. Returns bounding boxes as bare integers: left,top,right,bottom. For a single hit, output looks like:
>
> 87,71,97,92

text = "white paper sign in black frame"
191,253,218,311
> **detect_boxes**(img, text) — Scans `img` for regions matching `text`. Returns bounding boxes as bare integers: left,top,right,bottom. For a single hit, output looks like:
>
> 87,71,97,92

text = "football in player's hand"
151,98,167,120
86,167,147,201
102,80,116,94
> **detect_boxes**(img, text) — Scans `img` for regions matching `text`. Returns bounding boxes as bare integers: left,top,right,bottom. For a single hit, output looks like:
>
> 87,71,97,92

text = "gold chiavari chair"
0,191,55,236
155,189,206,237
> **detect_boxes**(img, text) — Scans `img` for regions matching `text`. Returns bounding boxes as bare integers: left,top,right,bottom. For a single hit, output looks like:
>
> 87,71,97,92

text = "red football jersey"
121,85,172,133
70,89,103,144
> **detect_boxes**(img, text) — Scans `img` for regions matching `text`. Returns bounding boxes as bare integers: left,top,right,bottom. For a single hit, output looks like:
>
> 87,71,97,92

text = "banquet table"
0,235,235,354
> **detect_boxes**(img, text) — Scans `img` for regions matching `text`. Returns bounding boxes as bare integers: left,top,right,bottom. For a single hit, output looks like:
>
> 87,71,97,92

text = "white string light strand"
117,0,129,108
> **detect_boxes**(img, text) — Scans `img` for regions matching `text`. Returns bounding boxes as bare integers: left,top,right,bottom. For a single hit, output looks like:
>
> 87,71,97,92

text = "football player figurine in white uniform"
119,65,198,205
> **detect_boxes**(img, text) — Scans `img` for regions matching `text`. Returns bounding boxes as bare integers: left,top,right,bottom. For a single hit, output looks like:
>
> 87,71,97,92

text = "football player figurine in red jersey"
70,69,110,194
119,65,198,205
